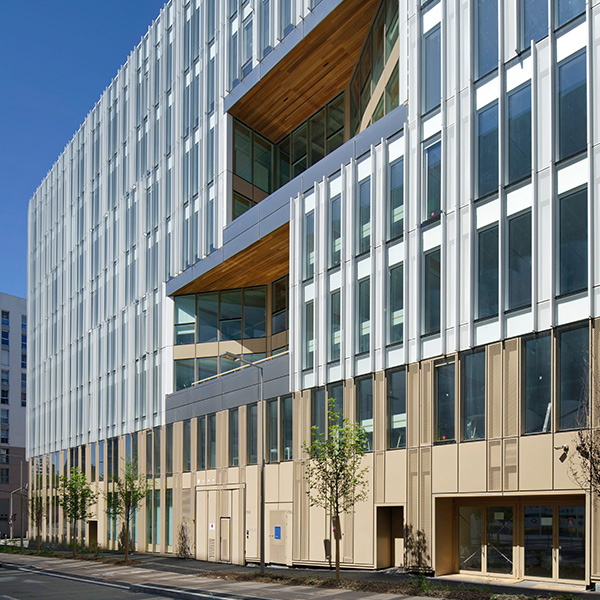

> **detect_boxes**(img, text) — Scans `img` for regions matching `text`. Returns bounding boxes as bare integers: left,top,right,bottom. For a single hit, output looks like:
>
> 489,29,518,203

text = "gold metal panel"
503,338,520,437
503,437,518,491
420,361,432,446
488,439,502,491
487,342,503,439
407,364,420,448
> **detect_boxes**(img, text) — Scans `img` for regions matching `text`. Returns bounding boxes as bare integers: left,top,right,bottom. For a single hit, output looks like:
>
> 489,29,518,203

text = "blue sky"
0,1,168,299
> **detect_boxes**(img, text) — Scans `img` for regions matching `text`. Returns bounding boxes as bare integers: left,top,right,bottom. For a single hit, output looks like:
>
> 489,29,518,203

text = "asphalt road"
0,569,168,600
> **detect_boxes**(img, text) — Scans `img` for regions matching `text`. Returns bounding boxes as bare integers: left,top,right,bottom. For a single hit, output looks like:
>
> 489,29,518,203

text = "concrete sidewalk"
0,553,423,600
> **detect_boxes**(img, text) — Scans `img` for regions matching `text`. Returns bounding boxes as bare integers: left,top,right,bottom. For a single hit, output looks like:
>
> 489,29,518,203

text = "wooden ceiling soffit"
175,224,289,295
228,0,380,141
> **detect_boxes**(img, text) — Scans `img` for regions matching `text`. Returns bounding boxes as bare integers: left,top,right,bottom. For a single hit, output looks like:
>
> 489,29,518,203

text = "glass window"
357,277,370,354
281,395,293,460
357,177,371,254
462,351,486,440
229,408,239,466
174,295,195,345
507,83,531,185
312,388,326,438
233,121,252,182
280,0,293,37
423,249,441,336
309,109,325,167
477,102,499,198
558,325,588,430
243,287,266,339
166,488,173,547
272,277,288,334
327,383,344,428
521,0,548,49
98,440,104,481
385,63,400,113
389,263,404,345
90,442,96,482
389,158,404,239
277,136,291,188
556,0,585,28
304,208,315,279
559,188,587,295
326,95,345,153
233,192,254,219
260,0,271,57
558,52,586,161
153,427,161,476
220,290,242,340
477,225,499,319
357,377,373,450
183,419,191,472
423,24,441,114
329,290,341,362
523,334,552,433
174,359,195,391
292,123,307,178
436,362,455,442
476,0,498,79
424,140,442,219
208,414,216,468
508,211,532,310
196,293,218,343
165,424,173,475
267,399,278,462
329,192,341,267
247,404,258,464
388,369,406,449
372,6,385,87
197,357,218,381
304,301,314,370
197,416,206,470
253,134,273,193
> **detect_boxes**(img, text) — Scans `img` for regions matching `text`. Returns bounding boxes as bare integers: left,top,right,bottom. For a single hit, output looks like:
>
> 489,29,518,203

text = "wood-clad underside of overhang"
175,224,289,295
228,0,380,141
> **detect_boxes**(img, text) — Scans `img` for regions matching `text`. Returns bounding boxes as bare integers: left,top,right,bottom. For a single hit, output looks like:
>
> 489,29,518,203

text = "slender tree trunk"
72,521,76,557
334,514,340,581
36,520,41,553
124,516,130,563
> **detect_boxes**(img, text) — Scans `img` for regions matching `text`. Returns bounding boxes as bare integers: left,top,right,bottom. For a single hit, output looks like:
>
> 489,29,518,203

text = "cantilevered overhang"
166,104,408,298
226,0,380,141
173,224,288,295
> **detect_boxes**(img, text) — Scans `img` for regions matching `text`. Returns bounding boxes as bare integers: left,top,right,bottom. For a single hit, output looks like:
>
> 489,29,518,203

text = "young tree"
29,492,46,553
302,399,369,580
57,467,97,557
105,459,150,563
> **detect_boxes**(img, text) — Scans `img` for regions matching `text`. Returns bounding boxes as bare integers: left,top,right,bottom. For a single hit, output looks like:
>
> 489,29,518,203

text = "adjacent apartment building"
27,0,599,586
0,293,28,538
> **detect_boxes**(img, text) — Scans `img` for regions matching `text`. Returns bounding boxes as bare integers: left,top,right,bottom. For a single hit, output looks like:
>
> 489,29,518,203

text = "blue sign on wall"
274,526,281,540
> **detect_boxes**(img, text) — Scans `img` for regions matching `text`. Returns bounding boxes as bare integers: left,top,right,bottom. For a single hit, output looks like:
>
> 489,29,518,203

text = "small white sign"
209,523,215,530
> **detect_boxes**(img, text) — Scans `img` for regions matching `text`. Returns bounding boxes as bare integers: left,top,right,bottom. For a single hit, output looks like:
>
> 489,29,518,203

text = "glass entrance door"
558,505,585,581
486,507,514,574
524,505,553,578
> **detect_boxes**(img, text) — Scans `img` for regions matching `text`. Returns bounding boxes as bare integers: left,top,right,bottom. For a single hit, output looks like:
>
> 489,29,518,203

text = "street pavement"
0,552,592,600
0,568,167,600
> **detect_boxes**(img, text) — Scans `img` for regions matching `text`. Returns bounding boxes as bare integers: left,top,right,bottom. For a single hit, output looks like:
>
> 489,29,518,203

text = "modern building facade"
27,0,600,586
0,293,28,538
